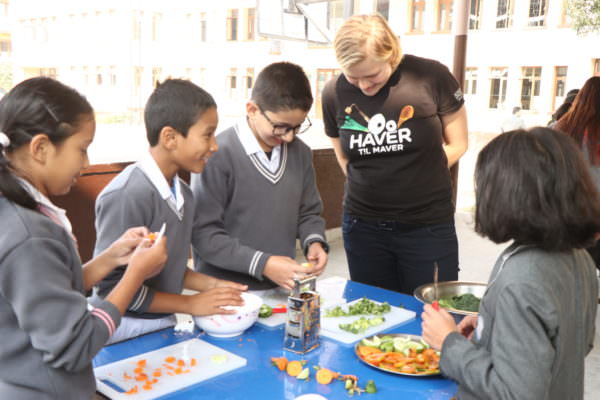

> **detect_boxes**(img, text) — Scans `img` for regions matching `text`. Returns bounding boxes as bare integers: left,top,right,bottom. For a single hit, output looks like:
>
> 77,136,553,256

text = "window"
109,66,117,86
244,68,254,98
96,67,103,86
228,68,237,98
152,13,162,41
551,66,567,111
327,0,344,32
132,11,142,40
489,67,508,109
410,0,426,32
469,0,481,30
226,9,238,41
0,38,11,55
315,69,340,119
496,0,513,28
134,67,143,94
437,0,453,32
464,68,478,95
200,13,207,42
520,67,542,110
376,0,390,20
284,0,301,13
246,8,255,40
152,67,162,87
594,59,600,77
528,0,547,27
0,0,8,18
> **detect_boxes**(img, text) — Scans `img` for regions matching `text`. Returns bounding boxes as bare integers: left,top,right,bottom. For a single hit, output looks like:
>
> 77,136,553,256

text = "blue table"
94,281,457,399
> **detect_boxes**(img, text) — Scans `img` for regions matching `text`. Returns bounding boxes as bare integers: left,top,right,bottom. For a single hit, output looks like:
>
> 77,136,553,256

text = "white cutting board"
94,339,246,399
256,277,348,328
320,299,416,344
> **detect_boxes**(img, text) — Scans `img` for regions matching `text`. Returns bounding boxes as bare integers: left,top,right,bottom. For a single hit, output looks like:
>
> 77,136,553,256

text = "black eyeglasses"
259,107,312,137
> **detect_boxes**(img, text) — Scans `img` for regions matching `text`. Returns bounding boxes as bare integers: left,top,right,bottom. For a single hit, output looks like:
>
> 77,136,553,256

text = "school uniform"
92,151,194,343
441,244,598,399
0,183,120,399
191,121,327,290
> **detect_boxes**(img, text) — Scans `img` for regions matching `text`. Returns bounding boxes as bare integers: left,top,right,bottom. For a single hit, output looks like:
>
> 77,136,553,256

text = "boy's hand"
213,278,248,292
127,235,168,281
263,256,317,291
306,242,328,276
187,288,245,316
421,303,458,351
105,226,150,267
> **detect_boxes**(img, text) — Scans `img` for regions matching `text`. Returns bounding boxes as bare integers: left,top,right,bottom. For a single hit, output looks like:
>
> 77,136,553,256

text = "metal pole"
450,0,470,204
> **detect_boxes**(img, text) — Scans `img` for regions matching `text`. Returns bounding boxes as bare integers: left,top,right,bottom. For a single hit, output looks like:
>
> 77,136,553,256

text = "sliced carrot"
163,363,175,370
271,357,288,371
137,359,147,367
165,356,176,363
125,385,138,395
177,359,185,367
142,382,153,391
357,345,383,357
286,360,303,377
191,358,197,366
316,368,335,385
123,372,132,380
133,367,144,374
175,367,183,374
153,370,162,377
134,373,148,382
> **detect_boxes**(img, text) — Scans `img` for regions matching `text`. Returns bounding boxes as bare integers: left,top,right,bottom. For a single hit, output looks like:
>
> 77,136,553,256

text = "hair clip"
44,105,60,122
0,131,10,148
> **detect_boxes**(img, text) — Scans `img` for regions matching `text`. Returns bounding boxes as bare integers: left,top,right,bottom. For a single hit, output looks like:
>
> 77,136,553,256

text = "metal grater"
283,275,320,354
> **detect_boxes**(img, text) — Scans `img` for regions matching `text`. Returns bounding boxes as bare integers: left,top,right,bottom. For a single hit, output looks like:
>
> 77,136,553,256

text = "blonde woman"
321,14,468,294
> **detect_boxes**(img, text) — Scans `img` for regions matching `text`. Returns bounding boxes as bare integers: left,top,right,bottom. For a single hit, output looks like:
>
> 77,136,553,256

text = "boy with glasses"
191,62,328,291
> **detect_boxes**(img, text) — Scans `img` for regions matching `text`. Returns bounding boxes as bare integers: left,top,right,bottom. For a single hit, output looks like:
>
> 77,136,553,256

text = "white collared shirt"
138,151,185,219
17,177,73,234
236,118,281,173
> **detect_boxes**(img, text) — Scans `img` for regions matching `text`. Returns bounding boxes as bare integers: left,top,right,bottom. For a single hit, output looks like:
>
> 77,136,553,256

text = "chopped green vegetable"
259,304,273,318
210,355,227,364
365,380,377,394
339,316,385,334
296,367,310,380
324,297,391,317
438,293,481,312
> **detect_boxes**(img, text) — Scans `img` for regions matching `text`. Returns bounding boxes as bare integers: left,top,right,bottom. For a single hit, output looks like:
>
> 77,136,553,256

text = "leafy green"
259,304,273,318
325,297,391,317
438,293,481,312
339,316,385,334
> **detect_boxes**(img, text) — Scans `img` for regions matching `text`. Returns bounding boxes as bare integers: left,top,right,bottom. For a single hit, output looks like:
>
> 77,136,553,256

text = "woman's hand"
456,314,478,340
186,287,245,316
263,256,317,291
126,235,167,281
421,304,459,351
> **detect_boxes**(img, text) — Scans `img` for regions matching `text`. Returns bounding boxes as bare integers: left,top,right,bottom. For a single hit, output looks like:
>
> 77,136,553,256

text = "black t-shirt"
322,54,464,224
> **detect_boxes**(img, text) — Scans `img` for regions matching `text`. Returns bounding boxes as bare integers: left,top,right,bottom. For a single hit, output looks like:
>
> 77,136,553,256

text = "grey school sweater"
441,244,598,400
93,164,194,319
0,197,121,400
191,126,327,290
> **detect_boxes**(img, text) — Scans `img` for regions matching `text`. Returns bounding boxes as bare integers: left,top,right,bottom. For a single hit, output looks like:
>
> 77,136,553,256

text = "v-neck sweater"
191,126,326,290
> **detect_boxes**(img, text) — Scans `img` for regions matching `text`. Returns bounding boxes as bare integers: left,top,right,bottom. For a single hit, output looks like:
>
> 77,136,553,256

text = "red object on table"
432,301,440,311
271,305,287,313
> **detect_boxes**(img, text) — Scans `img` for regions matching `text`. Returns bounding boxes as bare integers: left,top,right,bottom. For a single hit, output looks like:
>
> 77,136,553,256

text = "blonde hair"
334,14,402,71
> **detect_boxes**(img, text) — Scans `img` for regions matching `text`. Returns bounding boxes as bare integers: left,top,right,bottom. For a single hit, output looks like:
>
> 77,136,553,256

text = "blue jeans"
342,214,459,295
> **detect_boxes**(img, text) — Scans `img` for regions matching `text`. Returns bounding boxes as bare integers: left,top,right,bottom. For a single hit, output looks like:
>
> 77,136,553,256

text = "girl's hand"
456,314,478,340
127,235,168,281
263,256,317,291
105,226,150,267
421,303,459,351
187,287,245,316
213,278,248,292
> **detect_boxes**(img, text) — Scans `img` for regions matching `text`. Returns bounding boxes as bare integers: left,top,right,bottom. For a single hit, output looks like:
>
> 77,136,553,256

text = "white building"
8,0,600,156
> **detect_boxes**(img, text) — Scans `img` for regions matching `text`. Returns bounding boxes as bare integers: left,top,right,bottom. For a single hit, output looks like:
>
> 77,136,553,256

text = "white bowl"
193,292,262,338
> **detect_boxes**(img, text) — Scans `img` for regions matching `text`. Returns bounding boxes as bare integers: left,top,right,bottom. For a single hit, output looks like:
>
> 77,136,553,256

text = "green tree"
567,0,600,34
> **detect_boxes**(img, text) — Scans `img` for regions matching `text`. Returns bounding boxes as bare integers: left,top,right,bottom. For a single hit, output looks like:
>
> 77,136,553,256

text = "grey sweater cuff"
302,234,328,256
254,251,273,281
91,298,122,338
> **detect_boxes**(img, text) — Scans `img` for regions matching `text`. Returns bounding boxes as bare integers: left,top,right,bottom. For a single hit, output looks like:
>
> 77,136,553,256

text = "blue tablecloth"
94,280,457,399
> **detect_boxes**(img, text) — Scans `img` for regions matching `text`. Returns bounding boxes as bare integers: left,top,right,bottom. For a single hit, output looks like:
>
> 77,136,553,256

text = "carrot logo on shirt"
341,104,415,156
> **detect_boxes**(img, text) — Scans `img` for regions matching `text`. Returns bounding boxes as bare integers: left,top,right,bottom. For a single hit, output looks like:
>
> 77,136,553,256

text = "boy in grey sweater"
191,62,328,291
93,80,246,343
422,128,599,400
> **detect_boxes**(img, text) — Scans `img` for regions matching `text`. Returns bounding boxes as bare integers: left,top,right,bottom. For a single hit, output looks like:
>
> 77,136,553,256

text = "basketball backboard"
257,0,352,44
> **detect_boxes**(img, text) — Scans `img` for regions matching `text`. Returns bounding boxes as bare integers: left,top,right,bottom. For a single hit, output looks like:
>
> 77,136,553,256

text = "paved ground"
318,211,600,399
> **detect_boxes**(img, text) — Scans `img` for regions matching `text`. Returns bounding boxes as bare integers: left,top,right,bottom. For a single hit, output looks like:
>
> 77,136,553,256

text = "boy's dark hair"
251,62,313,113
0,77,93,210
474,127,600,251
145,79,216,146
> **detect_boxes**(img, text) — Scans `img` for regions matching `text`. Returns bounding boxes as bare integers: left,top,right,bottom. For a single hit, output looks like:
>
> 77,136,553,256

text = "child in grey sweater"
93,79,246,343
422,128,599,400
191,62,329,291
0,78,166,399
